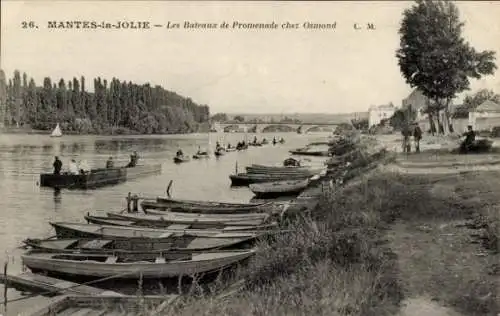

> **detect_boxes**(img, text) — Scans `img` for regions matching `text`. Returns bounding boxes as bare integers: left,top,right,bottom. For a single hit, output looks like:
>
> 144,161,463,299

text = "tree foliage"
1,70,210,134
396,0,497,133
211,113,228,122
453,89,500,118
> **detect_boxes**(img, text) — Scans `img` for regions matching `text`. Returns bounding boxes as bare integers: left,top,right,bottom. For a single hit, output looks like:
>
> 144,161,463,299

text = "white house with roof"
368,103,396,127
469,99,500,131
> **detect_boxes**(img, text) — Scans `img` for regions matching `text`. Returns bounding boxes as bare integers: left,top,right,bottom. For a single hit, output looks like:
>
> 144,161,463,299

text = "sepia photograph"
0,1,499,315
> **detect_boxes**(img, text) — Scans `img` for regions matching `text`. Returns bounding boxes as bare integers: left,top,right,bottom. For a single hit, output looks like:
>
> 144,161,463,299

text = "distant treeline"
0,69,210,134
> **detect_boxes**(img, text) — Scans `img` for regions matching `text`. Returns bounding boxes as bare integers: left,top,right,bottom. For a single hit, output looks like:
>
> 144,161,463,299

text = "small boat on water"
50,222,261,240
229,173,311,186
50,123,62,137
192,152,210,159
174,156,190,163
23,233,253,253
249,179,310,198
22,249,255,279
226,147,236,152
108,211,270,227
39,164,162,189
214,148,225,156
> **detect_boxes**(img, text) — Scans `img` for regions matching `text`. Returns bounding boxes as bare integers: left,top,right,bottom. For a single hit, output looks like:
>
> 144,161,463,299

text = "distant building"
401,89,430,121
368,103,396,127
469,99,500,131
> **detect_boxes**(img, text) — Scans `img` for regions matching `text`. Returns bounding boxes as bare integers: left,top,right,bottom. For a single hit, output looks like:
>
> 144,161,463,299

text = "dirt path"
398,297,464,316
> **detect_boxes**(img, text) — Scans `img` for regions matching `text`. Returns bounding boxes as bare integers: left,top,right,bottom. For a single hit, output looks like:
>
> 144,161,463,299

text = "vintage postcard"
0,1,499,315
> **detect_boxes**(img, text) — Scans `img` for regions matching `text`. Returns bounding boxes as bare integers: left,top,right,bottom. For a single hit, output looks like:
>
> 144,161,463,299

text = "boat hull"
39,165,161,189
249,179,309,198
229,173,310,186
22,250,255,279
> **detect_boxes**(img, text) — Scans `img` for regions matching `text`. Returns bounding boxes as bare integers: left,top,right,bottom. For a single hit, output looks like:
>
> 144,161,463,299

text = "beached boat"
84,214,279,231
229,173,311,186
23,234,253,253
174,156,190,163
50,123,62,137
214,148,225,156
22,249,255,279
107,211,270,227
50,222,261,240
249,179,310,198
141,199,273,214
246,165,322,175
39,164,162,189
289,149,330,156
156,197,267,208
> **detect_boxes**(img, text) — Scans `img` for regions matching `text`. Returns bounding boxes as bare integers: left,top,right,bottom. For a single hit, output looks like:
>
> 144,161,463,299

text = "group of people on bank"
401,122,477,154
52,151,140,175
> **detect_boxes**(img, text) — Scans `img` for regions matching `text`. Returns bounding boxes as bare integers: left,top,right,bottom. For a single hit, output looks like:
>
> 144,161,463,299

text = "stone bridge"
211,122,340,133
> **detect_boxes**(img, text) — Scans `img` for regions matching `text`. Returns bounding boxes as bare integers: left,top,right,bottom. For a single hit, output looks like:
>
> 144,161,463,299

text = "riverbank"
156,135,498,316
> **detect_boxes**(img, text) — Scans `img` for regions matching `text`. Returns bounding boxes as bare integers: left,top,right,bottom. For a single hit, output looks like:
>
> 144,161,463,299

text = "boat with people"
21,249,256,279
39,165,161,189
174,148,190,163
50,123,62,137
249,179,310,198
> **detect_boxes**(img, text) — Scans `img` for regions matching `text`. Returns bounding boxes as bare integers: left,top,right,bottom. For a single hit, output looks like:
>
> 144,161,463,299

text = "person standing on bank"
413,122,423,153
401,124,412,153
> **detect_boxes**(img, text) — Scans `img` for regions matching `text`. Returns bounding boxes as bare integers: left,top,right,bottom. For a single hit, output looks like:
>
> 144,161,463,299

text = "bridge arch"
303,125,337,133
261,124,296,133
223,124,243,133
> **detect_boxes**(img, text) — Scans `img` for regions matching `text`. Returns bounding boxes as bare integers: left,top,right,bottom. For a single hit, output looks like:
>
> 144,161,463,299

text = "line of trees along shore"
0,69,210,134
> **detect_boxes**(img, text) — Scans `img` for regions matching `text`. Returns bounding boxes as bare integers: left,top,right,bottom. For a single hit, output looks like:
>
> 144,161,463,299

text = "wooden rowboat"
22,249,255,279
23,235,253,253
156,197,267,208
39,164,162,189
174,156,190,163
141,199,273,214
50,222,261,240
245,166,322,175
229,173,310,186
84,214,279,231
249,179,310,198
107,211,269,227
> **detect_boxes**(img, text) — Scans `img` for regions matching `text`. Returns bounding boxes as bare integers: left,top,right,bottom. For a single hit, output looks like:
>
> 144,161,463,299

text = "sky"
1,1,500,114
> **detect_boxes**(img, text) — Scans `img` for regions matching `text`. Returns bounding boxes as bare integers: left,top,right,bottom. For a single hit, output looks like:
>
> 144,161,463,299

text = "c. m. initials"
354,23,376,30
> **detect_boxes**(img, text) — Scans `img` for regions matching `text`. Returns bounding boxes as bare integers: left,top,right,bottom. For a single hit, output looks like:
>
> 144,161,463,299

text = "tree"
389,108,416,130
396,0,497,134
210,112,228,122
233,115,245,122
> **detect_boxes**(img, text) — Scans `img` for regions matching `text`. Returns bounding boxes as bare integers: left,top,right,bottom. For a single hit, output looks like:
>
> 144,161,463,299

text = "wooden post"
235,162,238,175
4,260,8,314
166,180,173,197
132,195,139,212
126,192,131,212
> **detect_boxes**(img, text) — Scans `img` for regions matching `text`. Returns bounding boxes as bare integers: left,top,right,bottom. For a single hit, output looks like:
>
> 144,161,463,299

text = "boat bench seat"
105,256,118,263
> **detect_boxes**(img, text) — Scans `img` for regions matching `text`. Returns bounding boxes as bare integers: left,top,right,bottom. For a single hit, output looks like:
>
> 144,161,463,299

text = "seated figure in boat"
79,160,91,174
68,159,79,175
227,143,232,149
253,136,258,144
53,156,62,175
106,157,114,168
280,137,285,144
272,137,277,145
126,151,139,167
283,157,301,167
176,149,184,157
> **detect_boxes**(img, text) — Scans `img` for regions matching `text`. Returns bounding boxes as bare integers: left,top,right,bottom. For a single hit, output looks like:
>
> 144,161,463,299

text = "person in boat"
412,122,423,153
126,151,139,167
176,149,184,157
227,143,232,149
280,137,285,143
253,136,257,144
53,156,62,175
68,159,79,175
106,157,114,168
272,137,277,145
460,125,476,153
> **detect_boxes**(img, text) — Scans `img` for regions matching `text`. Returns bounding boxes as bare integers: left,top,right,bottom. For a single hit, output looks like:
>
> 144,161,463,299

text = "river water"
0,131,330,305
